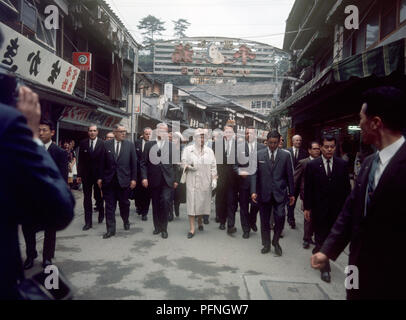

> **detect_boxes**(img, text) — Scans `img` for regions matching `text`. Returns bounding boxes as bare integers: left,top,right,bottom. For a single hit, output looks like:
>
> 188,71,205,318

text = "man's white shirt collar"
44,140,52,150
90,137,97,147
378,136,405,167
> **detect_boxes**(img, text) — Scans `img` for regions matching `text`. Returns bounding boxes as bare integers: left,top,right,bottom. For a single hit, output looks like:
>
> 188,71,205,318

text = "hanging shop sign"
72,52,92,71
0,22,80,95
60,106,122,128
154,37,289,78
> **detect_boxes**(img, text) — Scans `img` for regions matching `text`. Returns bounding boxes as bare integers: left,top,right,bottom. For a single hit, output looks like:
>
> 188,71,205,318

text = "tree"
137,15,166,50
173,18,191,39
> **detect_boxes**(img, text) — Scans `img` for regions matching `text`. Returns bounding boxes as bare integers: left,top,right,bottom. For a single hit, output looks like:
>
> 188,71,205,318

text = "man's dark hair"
362,86,405,132
308,141,320,150
320,135,336,146
88,124,98,130
267,130,281,140
40,119,55,131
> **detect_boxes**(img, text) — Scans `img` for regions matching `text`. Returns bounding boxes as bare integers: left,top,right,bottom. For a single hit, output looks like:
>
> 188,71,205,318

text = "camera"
0,65,23,107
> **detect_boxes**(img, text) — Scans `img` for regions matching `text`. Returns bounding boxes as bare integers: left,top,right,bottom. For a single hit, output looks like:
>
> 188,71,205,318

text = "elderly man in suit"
77,124,105,230
98,124,137,239
0,85,74,299
251,131,295,256
312,86,406,299
134,127,152,221
293,141,321,249
140,123,178,239
22,119,70,270
304,135,351,283
287,135,308,229
234,127,265,239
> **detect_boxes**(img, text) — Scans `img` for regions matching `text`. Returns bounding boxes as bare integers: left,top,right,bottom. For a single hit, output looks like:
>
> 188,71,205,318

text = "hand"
251,193,258,203
311,252,328,270
174,182,178,189
97,179,102,189
304,210,311,222
76,177,82,184
130,180,136,190
142,179,148,188
211,180,217,190
289,196,295,206
16,86,41,139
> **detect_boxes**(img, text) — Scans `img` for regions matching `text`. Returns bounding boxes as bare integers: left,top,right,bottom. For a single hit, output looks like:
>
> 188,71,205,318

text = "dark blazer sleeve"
303,161,313,211
98,141,106,181
130,141,137,182
140,142,149,181
58,149,69,182
77,141,84,178
1,109,74,230
294,159,305,196
286,152,294,196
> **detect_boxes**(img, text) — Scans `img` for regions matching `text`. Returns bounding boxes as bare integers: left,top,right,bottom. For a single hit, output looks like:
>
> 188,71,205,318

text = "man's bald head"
292,135,302,148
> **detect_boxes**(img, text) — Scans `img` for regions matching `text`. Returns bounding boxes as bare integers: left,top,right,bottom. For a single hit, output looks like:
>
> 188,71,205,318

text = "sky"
104,0,296,49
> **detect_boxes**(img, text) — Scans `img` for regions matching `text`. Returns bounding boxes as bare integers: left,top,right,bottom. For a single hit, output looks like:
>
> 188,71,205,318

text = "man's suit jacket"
320,142,406,299
140,140,177,189
77,138,104,182
304,156,351,229
48,143,69,182
234,141,266,190
251,148,294,204
213,138,238,189
0,104,74,299
99,139,137,188
288,147,308,169
135,139,147,180
293,157,314,200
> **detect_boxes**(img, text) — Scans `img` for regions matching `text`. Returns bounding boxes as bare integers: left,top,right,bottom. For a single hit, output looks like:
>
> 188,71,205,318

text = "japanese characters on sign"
60,106,122,128
0,22,80,95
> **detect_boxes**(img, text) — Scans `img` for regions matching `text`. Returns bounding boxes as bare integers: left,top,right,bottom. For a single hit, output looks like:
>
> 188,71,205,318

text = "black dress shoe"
161,231,168,239
198,225,204,231
261,246,270,254
153,229,160,235
103,231,115,239
42,259,52,268
243,232,250,239
203,216,209,224
251,224,258,232
321,271,331,283
219,224,226,230
142,215,148,221
187,232,195,239
227,226,237,234
23,257,35,270
82,224,92,231
303,240,310,249
273,242,283,256
124,222,130,230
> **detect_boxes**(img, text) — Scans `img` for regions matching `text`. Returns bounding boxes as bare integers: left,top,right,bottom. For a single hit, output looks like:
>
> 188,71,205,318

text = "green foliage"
173,18,191,38
137,15,166,49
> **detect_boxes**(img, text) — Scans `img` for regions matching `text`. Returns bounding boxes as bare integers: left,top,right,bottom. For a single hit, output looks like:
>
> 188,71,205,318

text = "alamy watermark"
44,5,60,30
344,5,359,30
44,265,59,290
344,265,359,290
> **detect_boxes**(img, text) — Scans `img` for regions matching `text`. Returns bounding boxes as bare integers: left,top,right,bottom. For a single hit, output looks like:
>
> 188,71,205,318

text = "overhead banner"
60,106,122,128
154,37,288,78
0,22,80,95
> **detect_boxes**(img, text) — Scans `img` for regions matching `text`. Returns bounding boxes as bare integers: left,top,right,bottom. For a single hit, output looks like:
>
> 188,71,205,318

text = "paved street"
20,190,347,300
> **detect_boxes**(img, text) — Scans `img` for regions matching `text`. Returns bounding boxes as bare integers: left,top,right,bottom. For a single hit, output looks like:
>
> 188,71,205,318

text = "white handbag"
180,165,187,184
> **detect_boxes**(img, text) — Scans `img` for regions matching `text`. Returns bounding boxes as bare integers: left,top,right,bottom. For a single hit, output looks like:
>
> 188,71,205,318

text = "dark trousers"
22,225,56,261
312,225,331,273
259,195,286,246
303,217,314,242
238,187,251,233
218,185,238,228
134,184,151,216
151,184,172,232
287,191,299,224
83,178,104,226
103,175,130,233
249,199,260,227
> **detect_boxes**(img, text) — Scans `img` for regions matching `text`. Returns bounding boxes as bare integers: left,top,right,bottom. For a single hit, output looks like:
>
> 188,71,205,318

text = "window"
35,12,56,50
400,0,406,24
380,0,397,39
366,8,379,47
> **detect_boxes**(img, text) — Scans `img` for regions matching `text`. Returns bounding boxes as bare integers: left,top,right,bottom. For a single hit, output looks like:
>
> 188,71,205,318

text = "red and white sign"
72,52,92,71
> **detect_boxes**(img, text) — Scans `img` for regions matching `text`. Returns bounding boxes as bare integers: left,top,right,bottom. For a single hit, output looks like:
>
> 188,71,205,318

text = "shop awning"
272,37,406,116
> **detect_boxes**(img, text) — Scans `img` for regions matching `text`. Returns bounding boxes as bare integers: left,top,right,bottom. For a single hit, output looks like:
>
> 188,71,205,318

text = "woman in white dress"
181,129,217,238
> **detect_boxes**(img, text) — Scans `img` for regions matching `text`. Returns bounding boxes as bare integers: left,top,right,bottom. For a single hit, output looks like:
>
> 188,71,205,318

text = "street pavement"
19,190,347,300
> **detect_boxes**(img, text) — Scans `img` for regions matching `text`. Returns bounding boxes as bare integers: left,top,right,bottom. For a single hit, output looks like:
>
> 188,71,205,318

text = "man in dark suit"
251,131,295,256
213,122,239,234
293,141,320,249
234,127,265,239
98,124,137,239
304,135,351,283
0,85,74,299
22,119,70,270
140,123,178,239
287,134,308,229
312,86,406,299
77,125,105,230
134,127,152,221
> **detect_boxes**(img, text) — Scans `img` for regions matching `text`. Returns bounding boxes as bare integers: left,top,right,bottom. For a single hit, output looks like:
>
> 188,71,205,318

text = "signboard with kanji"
72,52,92,71
0,22,80,95
154,37,289,78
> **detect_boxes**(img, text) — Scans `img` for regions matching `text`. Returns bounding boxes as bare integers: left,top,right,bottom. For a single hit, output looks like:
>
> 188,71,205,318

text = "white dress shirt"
292,146,298,159
142,139,146,152
373,136,405,188
156,138,165,150
114,139,121,156
268,147,278,160
249,142,256,155
44,140,52,151
321,155,333,175
89,137,98,150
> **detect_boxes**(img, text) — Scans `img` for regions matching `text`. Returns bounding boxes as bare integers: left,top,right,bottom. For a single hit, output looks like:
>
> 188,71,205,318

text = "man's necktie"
271,151,275,164
294,149,298,161
90,140,94,152
366,154,380,213
326,159,332,177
